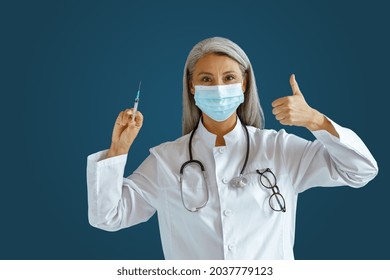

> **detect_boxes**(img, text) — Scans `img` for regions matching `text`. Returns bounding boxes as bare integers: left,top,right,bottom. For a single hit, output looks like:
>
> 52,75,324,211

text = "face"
190,53,247,95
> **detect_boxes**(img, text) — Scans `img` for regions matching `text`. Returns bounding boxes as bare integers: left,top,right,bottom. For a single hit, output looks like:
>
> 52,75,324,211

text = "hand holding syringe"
106,81,144,158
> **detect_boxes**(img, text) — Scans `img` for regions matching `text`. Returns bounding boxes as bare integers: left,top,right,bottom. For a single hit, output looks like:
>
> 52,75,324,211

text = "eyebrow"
197,70,239,76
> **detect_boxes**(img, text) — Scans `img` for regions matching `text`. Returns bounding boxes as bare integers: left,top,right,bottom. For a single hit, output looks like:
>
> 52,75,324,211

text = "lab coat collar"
196,116,244,148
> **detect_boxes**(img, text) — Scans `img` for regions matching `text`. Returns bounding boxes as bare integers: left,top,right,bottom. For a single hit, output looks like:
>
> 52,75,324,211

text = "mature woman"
87,37,378,259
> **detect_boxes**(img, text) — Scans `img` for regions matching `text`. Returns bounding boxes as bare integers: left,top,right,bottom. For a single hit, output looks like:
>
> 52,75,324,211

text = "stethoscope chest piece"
230,175,248,188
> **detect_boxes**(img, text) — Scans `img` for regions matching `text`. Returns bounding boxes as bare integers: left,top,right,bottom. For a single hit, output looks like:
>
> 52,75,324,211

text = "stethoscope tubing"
179,117,250,212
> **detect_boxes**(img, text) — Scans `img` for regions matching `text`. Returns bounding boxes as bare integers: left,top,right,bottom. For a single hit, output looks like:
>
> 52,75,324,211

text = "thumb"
290,74,302,96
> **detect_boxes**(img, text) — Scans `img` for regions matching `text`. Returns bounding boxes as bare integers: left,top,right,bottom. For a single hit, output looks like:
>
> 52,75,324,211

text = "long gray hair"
182,37,264,135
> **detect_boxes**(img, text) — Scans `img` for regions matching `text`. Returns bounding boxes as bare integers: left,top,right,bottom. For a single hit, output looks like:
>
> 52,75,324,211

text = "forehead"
194,53,241,73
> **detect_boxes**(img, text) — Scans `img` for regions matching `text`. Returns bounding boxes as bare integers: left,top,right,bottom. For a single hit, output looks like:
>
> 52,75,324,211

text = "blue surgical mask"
194,83,244,122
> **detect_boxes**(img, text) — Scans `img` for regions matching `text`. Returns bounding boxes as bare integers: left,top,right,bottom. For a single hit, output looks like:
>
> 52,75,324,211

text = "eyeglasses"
256,168,286,212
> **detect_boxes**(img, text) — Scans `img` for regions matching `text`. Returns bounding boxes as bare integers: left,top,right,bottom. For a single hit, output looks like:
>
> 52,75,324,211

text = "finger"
134,110,144,127
124,109,137,126
124,109,134,126
279,119,293,126
121,110,131,126
290,74,302,96
272,105,288,115
274,111,289,121
272,96,296,108
115,111,125,126
125,108,134,116
125,108,140,124
113,112,126,140
272,97,289,107
274,113,284,121
274,111,292,125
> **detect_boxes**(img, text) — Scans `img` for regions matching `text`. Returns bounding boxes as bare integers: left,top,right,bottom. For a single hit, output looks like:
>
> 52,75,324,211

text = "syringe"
132,81,142,122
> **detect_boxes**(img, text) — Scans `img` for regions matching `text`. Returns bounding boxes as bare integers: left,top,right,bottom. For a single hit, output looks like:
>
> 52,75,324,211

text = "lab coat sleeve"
280,118,378,193
87,150,158,231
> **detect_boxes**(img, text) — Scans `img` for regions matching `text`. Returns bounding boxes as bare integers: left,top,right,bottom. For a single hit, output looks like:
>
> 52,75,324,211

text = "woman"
87,37,378,259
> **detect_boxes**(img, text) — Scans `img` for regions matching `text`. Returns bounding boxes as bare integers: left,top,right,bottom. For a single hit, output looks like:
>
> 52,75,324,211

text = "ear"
242,73,248,93
190,82,195,95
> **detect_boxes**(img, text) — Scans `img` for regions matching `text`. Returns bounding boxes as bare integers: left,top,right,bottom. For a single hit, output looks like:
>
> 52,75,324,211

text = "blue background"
1,0,388,259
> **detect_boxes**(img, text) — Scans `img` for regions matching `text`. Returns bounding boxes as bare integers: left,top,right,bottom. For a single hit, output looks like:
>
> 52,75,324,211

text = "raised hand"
271,74,339,137
107,109,144,158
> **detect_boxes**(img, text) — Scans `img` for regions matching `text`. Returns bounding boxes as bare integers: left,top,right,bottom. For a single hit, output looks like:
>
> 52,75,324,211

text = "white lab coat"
86,117,378,259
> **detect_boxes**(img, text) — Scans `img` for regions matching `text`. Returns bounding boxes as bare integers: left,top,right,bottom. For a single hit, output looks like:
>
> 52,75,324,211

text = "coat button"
222,178,229,184
228,244,235,251
224,209,232,216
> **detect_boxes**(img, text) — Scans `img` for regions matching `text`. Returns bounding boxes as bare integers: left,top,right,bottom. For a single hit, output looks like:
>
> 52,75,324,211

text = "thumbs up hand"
272,74,323,131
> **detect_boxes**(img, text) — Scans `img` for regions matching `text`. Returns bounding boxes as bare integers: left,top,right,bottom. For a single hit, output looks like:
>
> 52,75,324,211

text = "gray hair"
182,37,265,135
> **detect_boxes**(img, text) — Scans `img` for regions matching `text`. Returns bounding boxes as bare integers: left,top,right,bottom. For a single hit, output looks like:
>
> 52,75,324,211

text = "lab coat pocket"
246,168,280,216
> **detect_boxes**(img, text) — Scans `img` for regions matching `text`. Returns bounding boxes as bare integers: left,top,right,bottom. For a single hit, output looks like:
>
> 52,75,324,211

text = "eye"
201,76,212,83
225,74,236,82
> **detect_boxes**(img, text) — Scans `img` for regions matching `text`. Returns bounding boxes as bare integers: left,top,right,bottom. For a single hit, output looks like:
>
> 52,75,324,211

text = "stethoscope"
179,118,250,212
